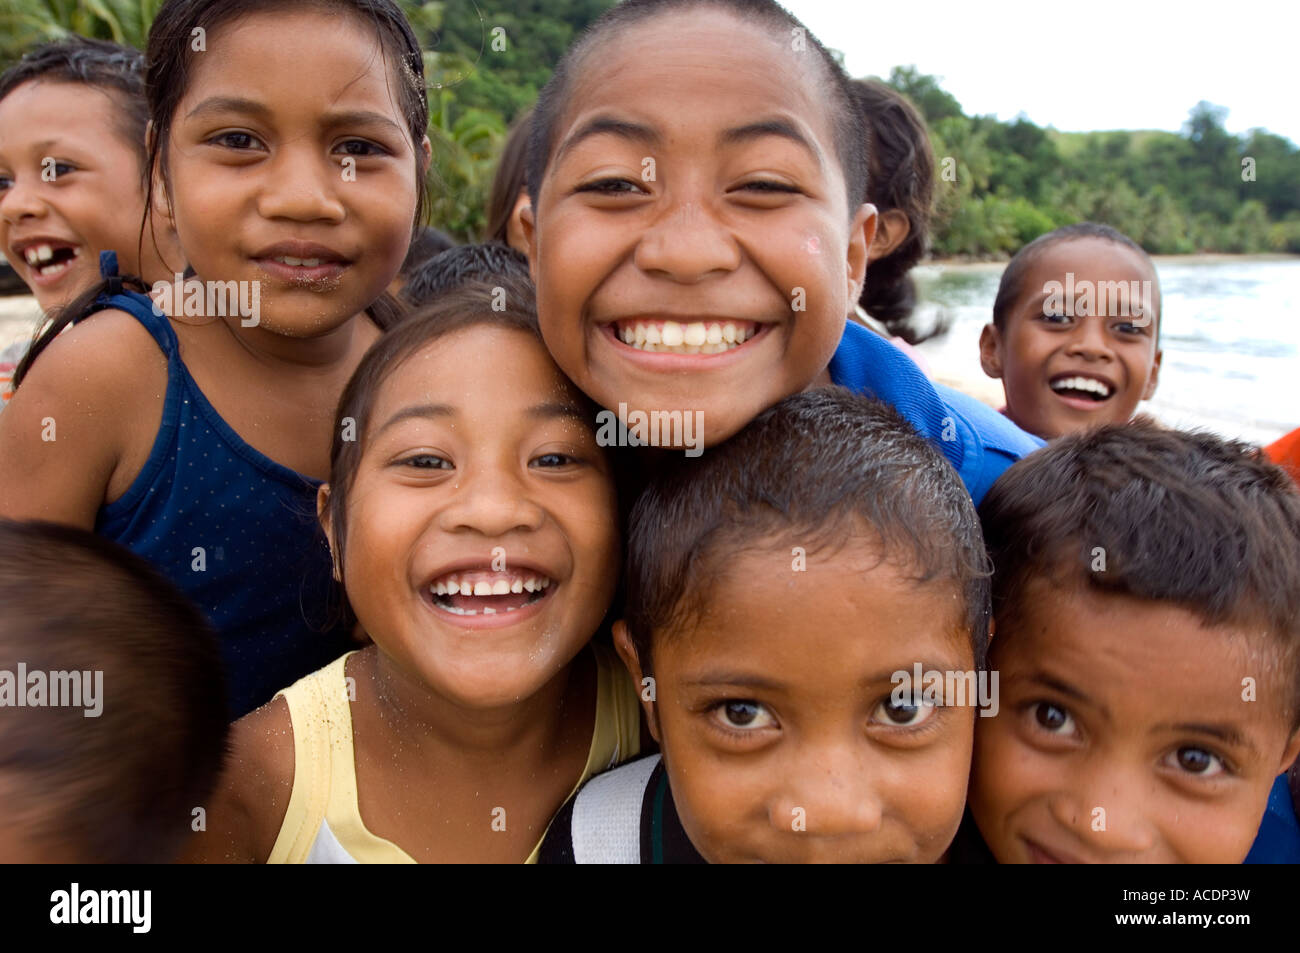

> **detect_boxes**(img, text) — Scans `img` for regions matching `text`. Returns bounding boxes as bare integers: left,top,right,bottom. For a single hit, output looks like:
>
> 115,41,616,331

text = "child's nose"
1048,774,1158,856
1065,315,1114,360
436,467,547,538
633,200,740,283
0,177,49,225
255,149,346,224
770,749,884,837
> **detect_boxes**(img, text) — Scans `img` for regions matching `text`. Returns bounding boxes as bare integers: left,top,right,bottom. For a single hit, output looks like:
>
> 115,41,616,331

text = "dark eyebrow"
681,671,786,693
185,98,403,138
528,401,589,425
319,110,406,138
1157,721,1255,754
719,118,823,165
186,96,272,122
556,116,663,162
1028,673,1097,710
375,403,455,436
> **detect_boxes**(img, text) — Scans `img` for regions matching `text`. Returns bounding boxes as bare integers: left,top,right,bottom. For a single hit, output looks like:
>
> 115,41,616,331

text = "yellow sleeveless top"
267,643,640,864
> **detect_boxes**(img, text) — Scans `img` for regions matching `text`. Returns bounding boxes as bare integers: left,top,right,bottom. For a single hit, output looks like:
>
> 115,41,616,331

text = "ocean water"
910,256,1300,446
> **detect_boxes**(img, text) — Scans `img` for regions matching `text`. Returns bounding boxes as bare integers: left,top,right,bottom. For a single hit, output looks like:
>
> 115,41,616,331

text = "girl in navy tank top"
0,0,432,718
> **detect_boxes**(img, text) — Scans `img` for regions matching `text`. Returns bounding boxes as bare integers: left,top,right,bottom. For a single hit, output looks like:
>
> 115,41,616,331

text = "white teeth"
275,256,323,268
1051,376,1112,398
37,244,53,263
616,320,757,354
430,571,553,610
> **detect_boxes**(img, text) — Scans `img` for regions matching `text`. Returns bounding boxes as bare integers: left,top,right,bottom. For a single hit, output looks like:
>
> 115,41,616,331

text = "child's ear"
868,209,911,263
317,484,341,582
1142,347,1163,400
978,323,1004,380
1277,726,1300,779
520,198,539,283
845,202,877,304
419,135,433,176
507,189,531,258
613,620,660,743
146,125,174,228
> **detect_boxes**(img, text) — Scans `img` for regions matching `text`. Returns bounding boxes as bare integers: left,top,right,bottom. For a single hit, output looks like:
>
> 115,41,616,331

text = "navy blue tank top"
91,254,352,718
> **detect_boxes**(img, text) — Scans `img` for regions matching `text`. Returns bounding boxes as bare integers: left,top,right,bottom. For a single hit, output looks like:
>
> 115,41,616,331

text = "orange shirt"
1266,428,1300,484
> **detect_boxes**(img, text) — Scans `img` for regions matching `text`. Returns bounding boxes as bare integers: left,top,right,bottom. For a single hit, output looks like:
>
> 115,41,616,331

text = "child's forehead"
658,539,973,665
371,327,576,417
180,10,410,122
559,11,835,156
1004,581,1285,706
1030,238,1156,282
0,81,130,145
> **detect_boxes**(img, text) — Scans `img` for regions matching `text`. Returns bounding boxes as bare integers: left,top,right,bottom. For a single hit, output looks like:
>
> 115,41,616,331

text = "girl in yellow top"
189,278,640,863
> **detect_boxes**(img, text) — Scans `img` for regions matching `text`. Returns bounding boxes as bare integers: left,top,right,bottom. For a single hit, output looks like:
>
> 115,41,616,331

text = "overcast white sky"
782,0,1300,145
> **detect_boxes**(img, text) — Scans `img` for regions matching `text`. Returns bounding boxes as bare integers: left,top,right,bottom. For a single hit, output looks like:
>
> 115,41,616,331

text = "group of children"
0,0,1296,864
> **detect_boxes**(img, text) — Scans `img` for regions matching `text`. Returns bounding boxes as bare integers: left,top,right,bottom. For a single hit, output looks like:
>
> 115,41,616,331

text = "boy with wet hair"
0,520,228,862
980,222,1163,440
540,388,992,863
970,419,1300,863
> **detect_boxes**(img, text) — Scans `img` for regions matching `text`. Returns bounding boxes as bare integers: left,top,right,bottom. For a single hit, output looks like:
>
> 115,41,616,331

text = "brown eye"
872,697,937,727
1166,747,1225,777
1034,702,1073,733
711,700,775,731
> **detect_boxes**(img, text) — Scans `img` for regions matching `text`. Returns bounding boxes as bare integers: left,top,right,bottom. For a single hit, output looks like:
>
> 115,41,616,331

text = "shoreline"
924,252,1300,268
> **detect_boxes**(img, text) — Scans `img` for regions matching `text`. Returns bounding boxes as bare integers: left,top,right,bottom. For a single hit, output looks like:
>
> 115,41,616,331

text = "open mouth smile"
1049,373,1115,405
426,569,554,618
606,318,765,356
13,239,81,285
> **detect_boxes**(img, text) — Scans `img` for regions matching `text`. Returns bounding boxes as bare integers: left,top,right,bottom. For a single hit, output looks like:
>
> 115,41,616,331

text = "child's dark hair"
0,520,227,862
400,226,457,278
526,0,868,214
622,388,991,671
485,108,532,245
979,418,1300,721
991,222,1161,335
401,242,532,308
14,0,429,389
853,79,938,343
0,37,147,167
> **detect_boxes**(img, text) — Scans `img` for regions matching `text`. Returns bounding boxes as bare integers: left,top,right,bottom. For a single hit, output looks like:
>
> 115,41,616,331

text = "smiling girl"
190,283,640,863
0,37,181,313
0,0,430,717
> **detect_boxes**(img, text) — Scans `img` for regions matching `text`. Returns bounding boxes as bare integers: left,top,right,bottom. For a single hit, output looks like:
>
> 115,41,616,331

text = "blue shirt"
829,322,1044,502
1244,775,1300,863
90,255,353,718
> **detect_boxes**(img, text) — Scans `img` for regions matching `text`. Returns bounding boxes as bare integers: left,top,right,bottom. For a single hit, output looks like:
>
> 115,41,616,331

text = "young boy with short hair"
539,388,994,863
979,223,1163,441
0,520,228,862
969,420,1300,863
